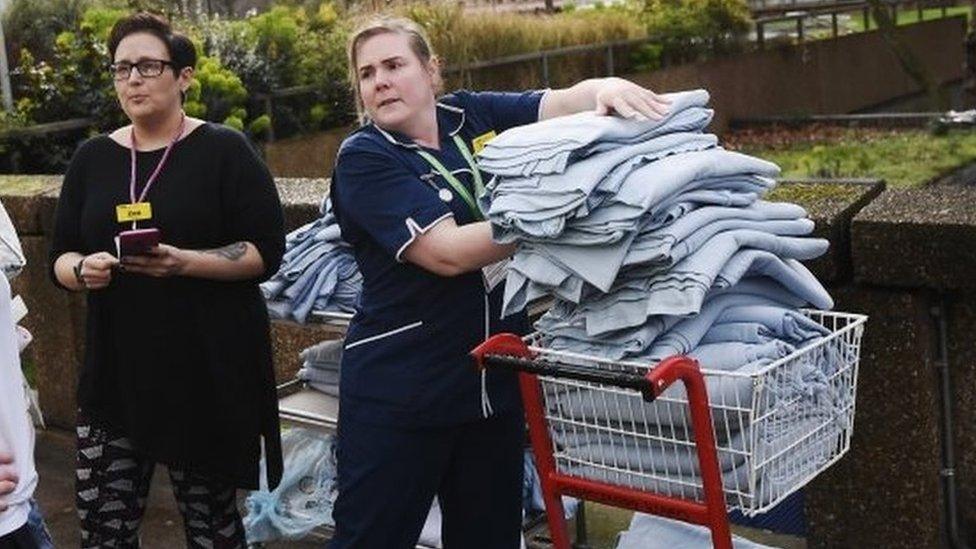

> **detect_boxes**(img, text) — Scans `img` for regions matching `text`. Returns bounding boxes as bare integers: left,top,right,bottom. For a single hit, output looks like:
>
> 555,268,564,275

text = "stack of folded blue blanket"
261,198,362,324
478,89,850,507
295,338,342,396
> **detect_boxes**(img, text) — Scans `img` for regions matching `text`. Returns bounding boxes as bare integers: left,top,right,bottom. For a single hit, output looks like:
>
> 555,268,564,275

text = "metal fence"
754,0,960,49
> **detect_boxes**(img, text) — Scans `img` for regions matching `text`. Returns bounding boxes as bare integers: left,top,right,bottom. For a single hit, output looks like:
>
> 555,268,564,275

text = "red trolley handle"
471,333,698,402
471,333,733,549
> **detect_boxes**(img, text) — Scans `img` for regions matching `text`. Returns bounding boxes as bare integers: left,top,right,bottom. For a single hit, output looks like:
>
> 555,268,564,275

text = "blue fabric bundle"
262,198,362,323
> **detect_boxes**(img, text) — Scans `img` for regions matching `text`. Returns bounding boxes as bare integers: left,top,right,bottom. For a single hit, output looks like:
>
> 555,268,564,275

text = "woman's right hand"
78,252,120,290
0,452,17,512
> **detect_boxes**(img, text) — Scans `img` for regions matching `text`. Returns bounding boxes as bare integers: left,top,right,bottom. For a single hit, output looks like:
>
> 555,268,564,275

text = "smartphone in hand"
115,228,161,257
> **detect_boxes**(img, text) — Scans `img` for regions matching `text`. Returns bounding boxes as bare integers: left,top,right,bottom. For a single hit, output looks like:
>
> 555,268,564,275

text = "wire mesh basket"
522,309,866,516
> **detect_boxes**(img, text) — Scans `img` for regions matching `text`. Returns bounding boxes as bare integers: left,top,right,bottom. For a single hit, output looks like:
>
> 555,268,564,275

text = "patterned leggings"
75,414,246,549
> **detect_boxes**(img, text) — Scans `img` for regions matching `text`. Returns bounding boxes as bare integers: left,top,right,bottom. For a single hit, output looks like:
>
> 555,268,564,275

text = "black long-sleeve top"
49,123,285,489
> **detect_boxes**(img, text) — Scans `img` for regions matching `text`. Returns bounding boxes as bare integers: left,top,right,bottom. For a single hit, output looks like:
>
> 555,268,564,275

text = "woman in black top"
49,13,284,548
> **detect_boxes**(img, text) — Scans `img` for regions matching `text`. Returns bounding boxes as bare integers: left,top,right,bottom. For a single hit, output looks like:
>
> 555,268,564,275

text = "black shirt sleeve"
220,129,285,282
48,139,93,290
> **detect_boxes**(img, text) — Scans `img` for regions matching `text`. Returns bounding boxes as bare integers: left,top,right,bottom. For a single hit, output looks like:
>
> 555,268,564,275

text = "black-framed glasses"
109,59,176,81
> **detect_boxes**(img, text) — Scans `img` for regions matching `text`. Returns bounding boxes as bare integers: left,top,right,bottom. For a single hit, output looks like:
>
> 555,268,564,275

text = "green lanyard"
414,134,486,221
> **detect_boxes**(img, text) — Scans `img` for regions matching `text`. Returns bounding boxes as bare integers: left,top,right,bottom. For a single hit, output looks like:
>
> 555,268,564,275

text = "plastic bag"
523,449,578,519
243,428,338,543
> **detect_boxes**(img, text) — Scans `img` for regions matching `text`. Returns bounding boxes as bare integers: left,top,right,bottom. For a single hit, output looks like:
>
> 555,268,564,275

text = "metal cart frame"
473,334,733,549
472,310,866,549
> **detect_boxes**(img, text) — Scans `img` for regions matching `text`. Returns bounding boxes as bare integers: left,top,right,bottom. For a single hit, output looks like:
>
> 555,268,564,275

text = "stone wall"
803,185,976,547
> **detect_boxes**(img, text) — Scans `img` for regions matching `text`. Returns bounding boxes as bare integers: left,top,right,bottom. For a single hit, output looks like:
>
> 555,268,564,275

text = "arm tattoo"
203,242,247,261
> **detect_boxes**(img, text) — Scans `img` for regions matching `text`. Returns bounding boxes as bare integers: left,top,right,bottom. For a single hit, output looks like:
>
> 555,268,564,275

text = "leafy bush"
12,19,119,127
641,0,751,63
1,0,91,67
184,55,249,126
631,42,665,71
196,4,350,137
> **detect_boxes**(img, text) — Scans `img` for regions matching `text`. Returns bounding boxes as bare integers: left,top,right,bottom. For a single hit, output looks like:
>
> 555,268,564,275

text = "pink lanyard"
128,113,186,228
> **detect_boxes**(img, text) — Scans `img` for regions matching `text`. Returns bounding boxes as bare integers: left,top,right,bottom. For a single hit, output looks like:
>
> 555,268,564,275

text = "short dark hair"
107,12,197,72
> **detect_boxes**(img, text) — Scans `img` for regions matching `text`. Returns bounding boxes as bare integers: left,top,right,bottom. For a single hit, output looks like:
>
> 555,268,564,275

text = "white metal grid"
525,309,866,516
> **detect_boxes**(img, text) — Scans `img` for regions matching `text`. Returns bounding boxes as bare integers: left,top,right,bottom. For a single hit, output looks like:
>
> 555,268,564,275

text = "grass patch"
402,3,645,65
727,127,976,188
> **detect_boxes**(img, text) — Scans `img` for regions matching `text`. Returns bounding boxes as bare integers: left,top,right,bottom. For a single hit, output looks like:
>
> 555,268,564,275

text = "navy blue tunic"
330,90,543,427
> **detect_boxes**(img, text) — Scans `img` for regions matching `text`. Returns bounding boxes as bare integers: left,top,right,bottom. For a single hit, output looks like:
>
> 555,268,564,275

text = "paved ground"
33,428,804,548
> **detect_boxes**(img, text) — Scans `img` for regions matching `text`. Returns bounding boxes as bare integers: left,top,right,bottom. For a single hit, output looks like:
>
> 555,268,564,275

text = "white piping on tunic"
395,212,455,263
481,293,494,418
344,321,424,350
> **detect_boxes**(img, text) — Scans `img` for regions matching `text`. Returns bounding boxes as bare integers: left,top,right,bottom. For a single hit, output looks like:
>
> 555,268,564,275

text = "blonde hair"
346,16,443,123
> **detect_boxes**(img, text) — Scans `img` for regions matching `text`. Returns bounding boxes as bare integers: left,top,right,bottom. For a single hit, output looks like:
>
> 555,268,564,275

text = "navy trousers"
329,411,524,549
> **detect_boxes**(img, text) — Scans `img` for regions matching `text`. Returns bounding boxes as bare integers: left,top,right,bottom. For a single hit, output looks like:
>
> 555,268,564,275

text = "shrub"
13,23,119,127
184,55,249,126
641,0,751,62
398,2,645,90
197,4,350,137
1,0,90,67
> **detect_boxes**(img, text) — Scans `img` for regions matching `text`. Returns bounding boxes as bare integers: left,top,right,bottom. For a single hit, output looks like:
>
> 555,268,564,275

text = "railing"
0,118,92,140
754,0,960,49
0,118,95,172
750,0,865,16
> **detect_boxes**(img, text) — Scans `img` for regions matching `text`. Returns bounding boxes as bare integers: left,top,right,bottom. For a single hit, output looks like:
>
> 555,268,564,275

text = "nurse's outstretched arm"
402,217,514,277
540,77,671,121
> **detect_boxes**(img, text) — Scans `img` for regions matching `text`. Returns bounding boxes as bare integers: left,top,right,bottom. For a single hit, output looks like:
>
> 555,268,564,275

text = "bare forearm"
433,222,516,272
541,77,670,121
404,220,516,276
540,78,609,119
180,242,265,280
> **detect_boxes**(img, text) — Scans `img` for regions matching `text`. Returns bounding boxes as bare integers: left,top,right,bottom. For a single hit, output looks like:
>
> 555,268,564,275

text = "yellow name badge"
116,202,152,223
472,131,497,154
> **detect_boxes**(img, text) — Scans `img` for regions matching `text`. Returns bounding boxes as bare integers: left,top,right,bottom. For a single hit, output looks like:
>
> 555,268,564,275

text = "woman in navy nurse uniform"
329,16,671,548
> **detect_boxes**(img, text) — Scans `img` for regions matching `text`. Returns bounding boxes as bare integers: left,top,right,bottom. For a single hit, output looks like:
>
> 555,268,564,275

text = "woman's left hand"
120,243,189,277
595,78,671,121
